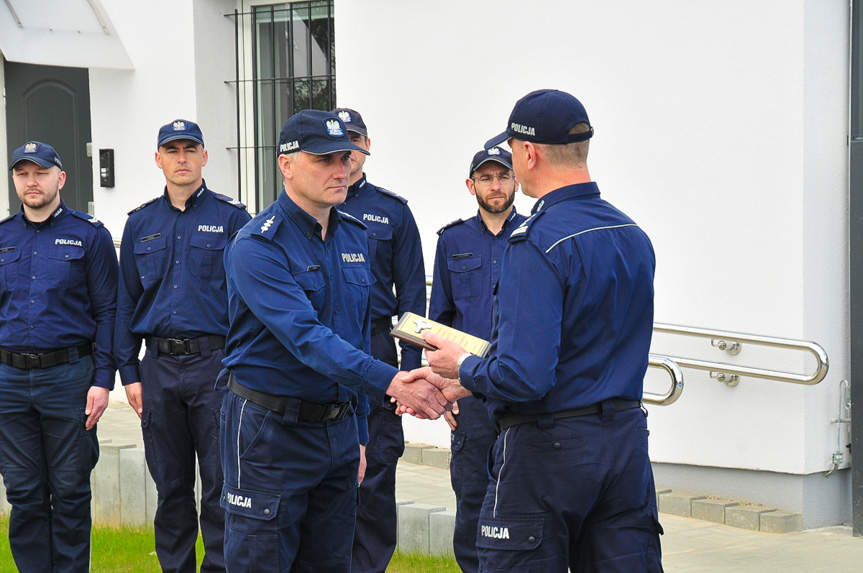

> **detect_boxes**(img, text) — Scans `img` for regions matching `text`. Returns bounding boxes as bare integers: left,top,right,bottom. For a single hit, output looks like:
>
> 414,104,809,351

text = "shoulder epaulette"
0,213,15,226
250,213,282,241
127,196,160,215
70,210,105,228
338,210,368,229
375,187,408,205
213,192,247,210
437,218,465,236
508,211,544,243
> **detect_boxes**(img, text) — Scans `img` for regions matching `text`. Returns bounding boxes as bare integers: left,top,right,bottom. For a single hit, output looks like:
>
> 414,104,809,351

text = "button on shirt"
115,182,251,384
340,175,426,369
429,209,526,341
222,191,400,441
459,183,656,419
0,201,118,388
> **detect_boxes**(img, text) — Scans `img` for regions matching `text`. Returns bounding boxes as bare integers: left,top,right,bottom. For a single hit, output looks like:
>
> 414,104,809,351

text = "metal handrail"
653,323,829,386
645,354,684,405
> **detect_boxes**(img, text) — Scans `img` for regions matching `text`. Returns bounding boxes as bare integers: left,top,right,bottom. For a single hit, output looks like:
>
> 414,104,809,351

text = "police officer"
115,120,250,572
422,90,664,571
428,146,525,573
330,107,426,573
0,141,117,572
219,109,446,573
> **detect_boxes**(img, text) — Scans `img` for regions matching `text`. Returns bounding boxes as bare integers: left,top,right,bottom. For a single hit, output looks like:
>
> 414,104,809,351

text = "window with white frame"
232,0,336,212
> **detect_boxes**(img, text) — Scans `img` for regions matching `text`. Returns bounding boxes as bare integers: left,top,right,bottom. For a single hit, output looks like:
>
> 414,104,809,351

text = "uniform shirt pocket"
189,233,227,279
367,225,392,262
47,244,85,288
0,248,20,291
133,235,168,284
447,255,482,299
294,268,326,310
342,265,375,322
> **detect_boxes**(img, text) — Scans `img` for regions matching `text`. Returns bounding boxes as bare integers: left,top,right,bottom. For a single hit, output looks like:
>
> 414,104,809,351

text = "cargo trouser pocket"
476,513,545,572
221,483,281,571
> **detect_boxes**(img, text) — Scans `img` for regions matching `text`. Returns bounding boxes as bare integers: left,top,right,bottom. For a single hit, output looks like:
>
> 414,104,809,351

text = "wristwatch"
456,352,472,381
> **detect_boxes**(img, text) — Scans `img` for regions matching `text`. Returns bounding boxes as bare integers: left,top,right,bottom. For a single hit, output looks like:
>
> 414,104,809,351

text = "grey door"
5,62,93,215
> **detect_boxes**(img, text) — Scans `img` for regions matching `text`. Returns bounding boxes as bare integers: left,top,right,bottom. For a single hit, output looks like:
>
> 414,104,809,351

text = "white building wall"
334,0,851,520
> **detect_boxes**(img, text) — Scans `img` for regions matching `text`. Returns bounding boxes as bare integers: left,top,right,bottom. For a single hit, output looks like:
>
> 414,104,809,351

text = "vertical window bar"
234,8,242,199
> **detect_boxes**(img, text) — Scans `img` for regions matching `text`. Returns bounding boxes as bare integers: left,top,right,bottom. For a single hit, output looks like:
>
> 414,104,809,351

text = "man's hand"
393,367,472,418
358,444,367,484
444,400,460,431
125,382,143,419
386,370,448,420
423,332,468,380
85,386,110,430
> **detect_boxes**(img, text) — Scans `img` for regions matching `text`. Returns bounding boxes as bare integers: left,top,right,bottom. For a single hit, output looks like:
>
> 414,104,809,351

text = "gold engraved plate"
390,312,490,358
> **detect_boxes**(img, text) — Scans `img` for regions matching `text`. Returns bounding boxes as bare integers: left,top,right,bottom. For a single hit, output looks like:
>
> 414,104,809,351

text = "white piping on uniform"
237,399,248,488
494,428,510,518
545,223,638,254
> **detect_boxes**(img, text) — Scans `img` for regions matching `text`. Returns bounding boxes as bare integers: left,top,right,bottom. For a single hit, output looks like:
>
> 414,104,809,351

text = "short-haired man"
423,90,664,571
428,146,525,573
115,120,251,572
219,109,445,572
0,141,117,572
330,107,427,573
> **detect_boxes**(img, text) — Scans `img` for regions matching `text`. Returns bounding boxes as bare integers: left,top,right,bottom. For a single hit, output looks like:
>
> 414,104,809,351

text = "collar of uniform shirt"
531,182,600,215
279,189,343,240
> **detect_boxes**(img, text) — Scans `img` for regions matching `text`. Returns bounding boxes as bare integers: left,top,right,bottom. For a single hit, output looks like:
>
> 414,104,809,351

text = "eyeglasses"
471,173,514,185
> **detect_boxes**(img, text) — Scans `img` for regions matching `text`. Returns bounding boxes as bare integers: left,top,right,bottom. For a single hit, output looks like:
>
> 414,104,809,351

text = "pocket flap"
447,256,481,273
342,266,375,287
475,514,544,551
191,233,227,250
133,235,167,254
48,244,85,261
221,484,280,521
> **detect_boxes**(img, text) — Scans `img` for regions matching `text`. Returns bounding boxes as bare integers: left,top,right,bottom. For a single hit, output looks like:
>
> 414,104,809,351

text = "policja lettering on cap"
277,109,370,156
485,88,594,149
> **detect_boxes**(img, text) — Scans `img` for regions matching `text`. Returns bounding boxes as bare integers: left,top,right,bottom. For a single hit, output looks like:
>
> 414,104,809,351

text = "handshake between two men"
383,332,472,419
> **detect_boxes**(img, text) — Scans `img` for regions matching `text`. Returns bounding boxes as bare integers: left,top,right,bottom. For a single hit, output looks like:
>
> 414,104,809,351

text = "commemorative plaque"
390,312,490,358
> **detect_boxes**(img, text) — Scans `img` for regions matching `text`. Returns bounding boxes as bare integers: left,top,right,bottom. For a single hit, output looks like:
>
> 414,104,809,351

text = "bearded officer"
0,141,118,572
422,89,664,571
330,107,426,573
428,146,525,573
115,120,251,572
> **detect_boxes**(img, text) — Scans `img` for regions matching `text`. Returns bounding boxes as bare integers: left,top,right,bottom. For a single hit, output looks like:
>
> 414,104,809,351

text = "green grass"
0,517,459,571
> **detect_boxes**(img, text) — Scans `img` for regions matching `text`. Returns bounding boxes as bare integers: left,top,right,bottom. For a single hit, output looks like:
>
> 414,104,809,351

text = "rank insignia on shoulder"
214,193,247,209
128,196,160,215
376,187,408,204
437,218,464,235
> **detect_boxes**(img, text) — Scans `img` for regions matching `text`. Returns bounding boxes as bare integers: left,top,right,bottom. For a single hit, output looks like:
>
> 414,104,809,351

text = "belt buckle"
25,353,42,368
168,338,189,354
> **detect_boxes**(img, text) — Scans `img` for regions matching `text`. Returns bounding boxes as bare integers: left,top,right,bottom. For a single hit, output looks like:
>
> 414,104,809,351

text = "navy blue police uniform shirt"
0,200,118,388
222,190,400,443
460,182,656,419
340,175,426,370
115,181,251,385
429,209,526,341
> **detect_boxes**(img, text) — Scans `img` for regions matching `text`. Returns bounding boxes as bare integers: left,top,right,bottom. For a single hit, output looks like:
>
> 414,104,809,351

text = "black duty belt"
498,399,642,430
227,373,354,423
147,335,226,356
0,343,94,370
371,317,393,336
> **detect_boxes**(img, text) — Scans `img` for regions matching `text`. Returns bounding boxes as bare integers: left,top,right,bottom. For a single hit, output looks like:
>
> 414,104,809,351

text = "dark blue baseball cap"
331,107,368,137
485,89,593,149
469,147,513,176
157,119,204,148
278,110,370,156
9,141,63,170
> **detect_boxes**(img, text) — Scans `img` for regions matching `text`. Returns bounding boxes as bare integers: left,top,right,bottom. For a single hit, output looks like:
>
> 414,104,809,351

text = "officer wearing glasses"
0,141,118,572
429,147,525,573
